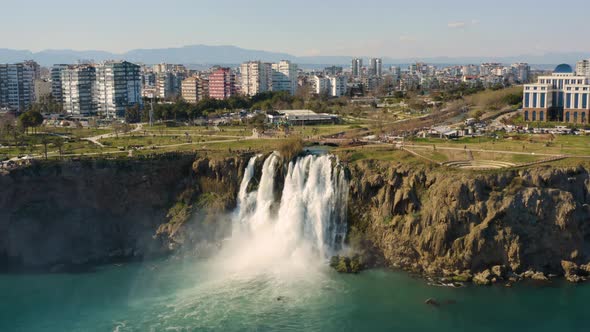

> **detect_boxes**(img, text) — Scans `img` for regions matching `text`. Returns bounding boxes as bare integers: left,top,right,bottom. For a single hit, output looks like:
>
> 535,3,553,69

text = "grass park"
1,86,589,170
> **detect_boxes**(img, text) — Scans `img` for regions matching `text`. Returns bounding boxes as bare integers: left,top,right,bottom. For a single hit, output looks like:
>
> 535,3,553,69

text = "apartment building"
95,61,142,118
352,58,363,78
313,75,348,97
271,60,298,95
61,65,97,116
208,68,235,100
576,59,590,78
51,64,69,103
369,58,382,77
240,61,272,96
0,62,37,112
182,75,209,103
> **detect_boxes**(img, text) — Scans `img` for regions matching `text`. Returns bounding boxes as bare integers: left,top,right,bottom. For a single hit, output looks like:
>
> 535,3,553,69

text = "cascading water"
230,152,349,264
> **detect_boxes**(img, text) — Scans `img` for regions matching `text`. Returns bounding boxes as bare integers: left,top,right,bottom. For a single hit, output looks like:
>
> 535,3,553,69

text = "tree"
18,110,43,134
473,110,484,121
112,122,123,138
125,104,141,123
247,113,267,132
41,136,51,160
54,138,65,160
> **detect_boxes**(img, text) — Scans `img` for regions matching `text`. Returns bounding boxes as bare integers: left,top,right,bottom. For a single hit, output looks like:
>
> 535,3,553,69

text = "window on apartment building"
524,111,529,121
574,112,579,123
566,93,571,108
540,94,545,108
532,111,537,121
566,112,570,122
583,112,587,123
574,94,579,108
524,93,530,107
540,111,544,121
532,93,537,108
583,95,588,109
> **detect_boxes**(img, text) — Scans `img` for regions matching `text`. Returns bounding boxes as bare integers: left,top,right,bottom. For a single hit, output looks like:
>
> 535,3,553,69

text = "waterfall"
232,153,348,261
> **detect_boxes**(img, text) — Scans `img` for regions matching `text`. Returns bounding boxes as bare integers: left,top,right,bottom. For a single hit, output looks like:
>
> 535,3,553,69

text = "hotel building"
522,64,590,124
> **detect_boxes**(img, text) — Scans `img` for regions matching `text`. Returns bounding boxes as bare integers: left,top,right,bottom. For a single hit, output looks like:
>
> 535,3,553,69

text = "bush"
277,137,304,162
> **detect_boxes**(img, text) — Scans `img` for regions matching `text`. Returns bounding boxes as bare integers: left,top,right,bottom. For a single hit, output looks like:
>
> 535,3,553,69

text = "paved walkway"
82,124,144,147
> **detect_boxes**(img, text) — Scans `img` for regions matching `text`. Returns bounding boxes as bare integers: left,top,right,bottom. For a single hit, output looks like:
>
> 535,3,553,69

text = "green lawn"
407,134,590,156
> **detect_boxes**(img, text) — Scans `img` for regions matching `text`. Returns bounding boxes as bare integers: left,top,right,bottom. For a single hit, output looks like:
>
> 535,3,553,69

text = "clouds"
448,22,467,28
399,35,417,42
448,19,480,29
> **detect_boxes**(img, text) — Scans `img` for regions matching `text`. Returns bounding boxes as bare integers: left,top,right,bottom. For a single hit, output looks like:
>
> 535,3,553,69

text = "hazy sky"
3,0,589,57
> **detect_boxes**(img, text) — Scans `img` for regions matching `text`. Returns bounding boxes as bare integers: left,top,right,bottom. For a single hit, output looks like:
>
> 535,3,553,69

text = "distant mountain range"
0,45,588,68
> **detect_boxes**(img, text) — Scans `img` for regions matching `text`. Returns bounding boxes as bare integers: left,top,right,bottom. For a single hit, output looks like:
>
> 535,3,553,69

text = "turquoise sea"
1,258,588,332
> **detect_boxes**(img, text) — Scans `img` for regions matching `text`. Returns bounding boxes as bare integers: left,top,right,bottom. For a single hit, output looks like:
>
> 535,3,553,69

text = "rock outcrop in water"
348,160,590,283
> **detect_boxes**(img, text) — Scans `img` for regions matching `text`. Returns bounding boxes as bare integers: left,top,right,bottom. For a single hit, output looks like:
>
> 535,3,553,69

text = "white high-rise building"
313,75,330,95
0,62,37,112
271,60,298,95
51,64,69,103
369,58,382,77
240,61,272,96
61,65,97,116
390,66,401,79
95,61,142,119
511,63,531,83
329,76,348,97
313,75,347,97
352,58,363,78
576,59,590,78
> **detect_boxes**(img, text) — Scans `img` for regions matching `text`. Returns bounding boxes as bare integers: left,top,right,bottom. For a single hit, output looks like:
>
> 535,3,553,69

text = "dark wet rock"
425,298,439,306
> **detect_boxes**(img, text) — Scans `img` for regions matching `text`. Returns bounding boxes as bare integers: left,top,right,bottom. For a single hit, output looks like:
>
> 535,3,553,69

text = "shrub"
277,137,304,162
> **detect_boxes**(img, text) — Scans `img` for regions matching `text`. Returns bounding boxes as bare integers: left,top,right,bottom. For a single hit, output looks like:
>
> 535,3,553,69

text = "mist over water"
139,152,352,331
214,152,349,278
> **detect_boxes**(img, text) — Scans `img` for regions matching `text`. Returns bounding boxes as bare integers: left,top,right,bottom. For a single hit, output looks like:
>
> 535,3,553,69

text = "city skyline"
2,0,590,58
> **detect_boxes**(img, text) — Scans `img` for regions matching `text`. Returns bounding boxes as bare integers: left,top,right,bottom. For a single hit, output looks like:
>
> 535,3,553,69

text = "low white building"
278,109,340,125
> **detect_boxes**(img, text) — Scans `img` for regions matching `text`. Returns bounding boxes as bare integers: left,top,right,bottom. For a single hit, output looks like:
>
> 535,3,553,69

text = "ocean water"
0,259,589,332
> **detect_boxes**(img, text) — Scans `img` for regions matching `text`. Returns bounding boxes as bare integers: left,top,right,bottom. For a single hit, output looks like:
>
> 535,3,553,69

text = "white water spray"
230,153,348,266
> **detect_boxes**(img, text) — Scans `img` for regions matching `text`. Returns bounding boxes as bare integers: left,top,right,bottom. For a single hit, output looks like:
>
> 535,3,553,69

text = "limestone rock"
473,269,493,285
531,272,549,281
491,265,506,279
348,161,590,284
561,260,579,276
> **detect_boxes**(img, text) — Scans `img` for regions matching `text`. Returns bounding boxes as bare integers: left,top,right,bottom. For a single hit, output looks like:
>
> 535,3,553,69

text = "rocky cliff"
0,155,196,271
348,160,590,283
2,152,590,284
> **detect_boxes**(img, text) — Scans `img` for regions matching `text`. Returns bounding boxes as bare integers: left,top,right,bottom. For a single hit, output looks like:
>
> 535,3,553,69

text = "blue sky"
3,0,589,57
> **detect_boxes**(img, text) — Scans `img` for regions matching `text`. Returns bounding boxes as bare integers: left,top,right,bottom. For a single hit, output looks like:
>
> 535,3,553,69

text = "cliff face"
348,161,590,282
155,155,248,254
0,156,195,270
3,153,590,283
